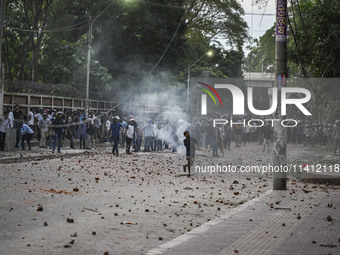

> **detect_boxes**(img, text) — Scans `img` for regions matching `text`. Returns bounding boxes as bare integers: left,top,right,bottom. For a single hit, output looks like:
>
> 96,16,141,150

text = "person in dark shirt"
209,126,220,157
86,118,95,149
67,113,76,149
77,117,87,149
109,117,122,156
183,131,199,177
13,105,23,120
52,112,64,153
100,113,108,143
13,105,23,148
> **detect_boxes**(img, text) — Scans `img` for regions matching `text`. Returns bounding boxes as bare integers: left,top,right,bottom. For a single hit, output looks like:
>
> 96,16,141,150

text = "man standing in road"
38,113,50,148
183,131,199,177
13,105,23,148
51,112,64,153
262,123,272,153
109,116,122,156
125,118,135,154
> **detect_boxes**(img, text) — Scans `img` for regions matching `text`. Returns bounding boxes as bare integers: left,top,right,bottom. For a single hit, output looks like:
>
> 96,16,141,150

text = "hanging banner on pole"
276,0,287,42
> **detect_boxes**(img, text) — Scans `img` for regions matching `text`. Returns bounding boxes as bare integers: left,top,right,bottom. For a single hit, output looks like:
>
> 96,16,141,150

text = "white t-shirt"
126,124,134,139
105,120,111,131
28,111,34,125
35,113,43,121
8,111,14,128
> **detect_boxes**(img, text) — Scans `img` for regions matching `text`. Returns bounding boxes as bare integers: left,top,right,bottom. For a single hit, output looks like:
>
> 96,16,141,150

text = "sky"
238,0,277,54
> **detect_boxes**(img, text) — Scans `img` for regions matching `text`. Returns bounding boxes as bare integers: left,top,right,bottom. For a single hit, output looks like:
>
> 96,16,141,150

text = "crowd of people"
190,118,340,156
0,105,184,154
0,105,339,157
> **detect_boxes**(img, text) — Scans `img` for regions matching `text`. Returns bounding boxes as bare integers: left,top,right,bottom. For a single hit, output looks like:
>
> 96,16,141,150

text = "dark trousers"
21,133,33,149
225,136,231,149
70,134,75,148
15,121,20,148
155,139,162,151
79,138,85,149
126,137,133,153
137,136,142,151
144,136,152,152
0,131,6,151
133,136,138,151
52,133,63,152
212,140,218,156
112,137,119,154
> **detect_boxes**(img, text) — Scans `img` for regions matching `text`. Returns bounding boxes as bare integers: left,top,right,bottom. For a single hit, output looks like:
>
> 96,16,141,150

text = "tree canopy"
244,0,340,122
244,0,340,79
1,0,248,101
287,0,340,78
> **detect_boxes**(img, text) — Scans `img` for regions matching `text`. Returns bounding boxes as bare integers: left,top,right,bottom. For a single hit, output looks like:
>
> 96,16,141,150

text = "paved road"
148,188,340,255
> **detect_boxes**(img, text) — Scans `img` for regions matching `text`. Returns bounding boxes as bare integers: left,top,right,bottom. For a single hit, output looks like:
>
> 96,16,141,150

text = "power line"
259,0,269,27
244,12,275,16
5,21,88,33
93,0,115,22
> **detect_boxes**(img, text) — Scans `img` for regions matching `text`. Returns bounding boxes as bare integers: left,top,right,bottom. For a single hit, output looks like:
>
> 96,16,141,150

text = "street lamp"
85,0,115,116
186,50,213,114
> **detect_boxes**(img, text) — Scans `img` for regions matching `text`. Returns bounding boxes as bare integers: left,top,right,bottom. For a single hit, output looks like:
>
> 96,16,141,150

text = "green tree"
244,0,340,121
287,0,340,121
288,0,340,78
2,0,54,82
243,26,275,74
39,34,112,98
185,0,248,51
2,0,249,100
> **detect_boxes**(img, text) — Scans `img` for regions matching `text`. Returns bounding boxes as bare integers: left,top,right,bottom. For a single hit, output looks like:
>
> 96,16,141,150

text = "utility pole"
273,0,287,190
85,16,93,117
0,0,5,116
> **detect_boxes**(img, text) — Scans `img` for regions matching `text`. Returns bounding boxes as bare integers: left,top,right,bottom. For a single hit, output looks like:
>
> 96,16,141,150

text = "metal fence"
3,80,184,115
